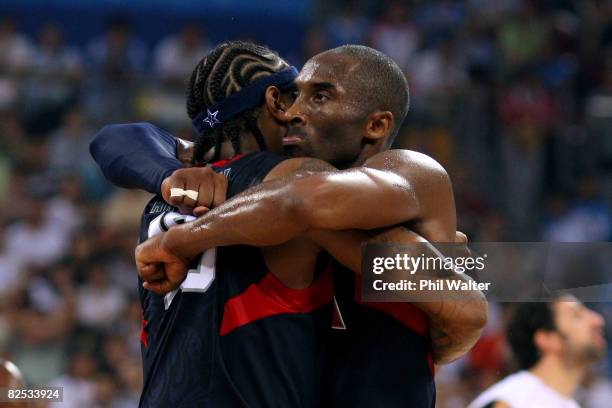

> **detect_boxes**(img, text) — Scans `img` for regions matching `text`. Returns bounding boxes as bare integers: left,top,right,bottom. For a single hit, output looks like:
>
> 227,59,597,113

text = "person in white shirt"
469,294,606,408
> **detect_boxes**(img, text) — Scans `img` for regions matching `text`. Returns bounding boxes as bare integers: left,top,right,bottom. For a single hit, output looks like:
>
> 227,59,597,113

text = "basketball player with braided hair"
92,42,487,407
186,41,290,163
129,41,347,408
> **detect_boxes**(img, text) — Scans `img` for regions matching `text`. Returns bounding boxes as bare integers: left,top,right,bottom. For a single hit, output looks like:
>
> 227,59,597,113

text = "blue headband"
192,66,298,134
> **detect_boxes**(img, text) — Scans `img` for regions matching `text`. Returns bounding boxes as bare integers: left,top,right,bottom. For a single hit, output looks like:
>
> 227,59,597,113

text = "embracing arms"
309,227,487,364
148,150,456,264
90,124,454,243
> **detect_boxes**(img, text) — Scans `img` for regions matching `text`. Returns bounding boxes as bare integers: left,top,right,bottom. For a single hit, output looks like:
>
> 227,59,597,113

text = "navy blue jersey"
326,263,435,408
138,152,333,408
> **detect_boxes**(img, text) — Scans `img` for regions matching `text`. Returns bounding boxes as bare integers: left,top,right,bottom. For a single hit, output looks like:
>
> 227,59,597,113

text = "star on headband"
202,109,221,128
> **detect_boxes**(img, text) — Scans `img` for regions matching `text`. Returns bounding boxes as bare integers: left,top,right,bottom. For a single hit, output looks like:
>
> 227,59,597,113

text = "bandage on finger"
170,188,199,201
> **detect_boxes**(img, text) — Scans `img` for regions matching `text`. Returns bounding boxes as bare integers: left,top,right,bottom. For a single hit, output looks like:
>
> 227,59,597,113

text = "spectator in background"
0,113,26,166
85,15,146,124
92,374,118,408
51,352,97,408
585,55,612,174
4,195,70,268
22,24,83,128
0,18,33,109
0,18,34,74
498,69,557,239
101,189,151,233
48,107,93,172
0,114,25,198
32,23,82,78
46,175,85,239
409,34,467,103
369,0,420,72
542,178,611,242
497,2,550,73
459,18,498,73
413,0,466,47
17,135,60,197
154,23,210,86
87,15,146,82
466,0,522,28
76,260,127,330
324,1,369,47
0,221,24,299
11,262,75,385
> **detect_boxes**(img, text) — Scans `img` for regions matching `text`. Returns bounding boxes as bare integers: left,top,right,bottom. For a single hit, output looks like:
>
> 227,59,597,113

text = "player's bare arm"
308,227,487,364
142,151,454,262
136,152,454,282
362,149,457,242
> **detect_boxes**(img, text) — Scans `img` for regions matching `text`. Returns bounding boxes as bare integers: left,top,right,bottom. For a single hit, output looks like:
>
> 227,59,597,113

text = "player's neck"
347,144,386,169
215,137,258,161
529,356,586,398
239,133,261,155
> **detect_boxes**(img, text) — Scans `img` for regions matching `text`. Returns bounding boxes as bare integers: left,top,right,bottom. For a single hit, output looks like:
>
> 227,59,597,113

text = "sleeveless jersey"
325,263,435,408
138,152,334,408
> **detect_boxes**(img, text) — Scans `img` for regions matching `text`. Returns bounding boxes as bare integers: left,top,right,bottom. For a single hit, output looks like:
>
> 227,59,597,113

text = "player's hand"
135,233,190,295
454,231,470,258
161,167,228,216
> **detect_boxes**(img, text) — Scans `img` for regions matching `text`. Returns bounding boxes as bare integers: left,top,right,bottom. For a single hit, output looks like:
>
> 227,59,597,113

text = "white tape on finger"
170,188,199,201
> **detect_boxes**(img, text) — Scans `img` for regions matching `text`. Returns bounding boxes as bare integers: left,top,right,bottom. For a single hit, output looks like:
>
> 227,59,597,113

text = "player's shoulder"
263,157,335,182
365,149,448,176
467,371,542,408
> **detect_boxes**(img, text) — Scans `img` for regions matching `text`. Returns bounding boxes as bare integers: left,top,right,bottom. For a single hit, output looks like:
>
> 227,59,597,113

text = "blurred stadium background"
0,0,610,406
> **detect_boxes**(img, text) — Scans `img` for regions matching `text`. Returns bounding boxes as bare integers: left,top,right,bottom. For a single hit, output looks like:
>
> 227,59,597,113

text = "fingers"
162,167,228,210
138,263,165,282
455,231,468,244
135,237,158,265
212,172,228,208
143,279,177,295
454,231,471,258
197,175,214,209
193,206,210,217
165,177,186,208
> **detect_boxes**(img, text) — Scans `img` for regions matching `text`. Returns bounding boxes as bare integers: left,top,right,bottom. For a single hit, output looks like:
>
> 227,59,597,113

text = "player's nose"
588,308,604,329
284,104,306,126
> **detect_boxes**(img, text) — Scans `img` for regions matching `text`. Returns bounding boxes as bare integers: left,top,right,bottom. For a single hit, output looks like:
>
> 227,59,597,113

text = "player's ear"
264,86,286,122
533,329,562,355
364,111,394,143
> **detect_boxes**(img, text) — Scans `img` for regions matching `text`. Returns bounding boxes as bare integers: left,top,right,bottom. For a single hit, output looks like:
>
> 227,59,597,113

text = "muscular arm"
90,123,454,243
160,149,456,260
136,153,486,363
89,122,184,194
307,227,487,365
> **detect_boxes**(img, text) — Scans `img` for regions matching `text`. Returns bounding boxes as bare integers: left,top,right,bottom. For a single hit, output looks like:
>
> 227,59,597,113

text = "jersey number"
146,212,217,309
164,248,216,309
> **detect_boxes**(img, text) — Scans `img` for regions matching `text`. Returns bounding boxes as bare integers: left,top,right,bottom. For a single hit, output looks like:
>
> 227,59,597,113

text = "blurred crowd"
0,0,610,407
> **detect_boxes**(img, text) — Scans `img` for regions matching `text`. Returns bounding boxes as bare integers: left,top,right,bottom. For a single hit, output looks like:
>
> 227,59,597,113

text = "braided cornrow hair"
187,41,289,163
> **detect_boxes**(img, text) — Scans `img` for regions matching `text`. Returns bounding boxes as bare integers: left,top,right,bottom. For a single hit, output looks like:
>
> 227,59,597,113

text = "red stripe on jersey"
210,153,245,168
140,318,149,348
354,278,430,338
220,267,333,336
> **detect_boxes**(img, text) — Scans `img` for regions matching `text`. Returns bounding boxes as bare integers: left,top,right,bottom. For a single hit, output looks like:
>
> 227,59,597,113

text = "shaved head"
326,45,410,142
